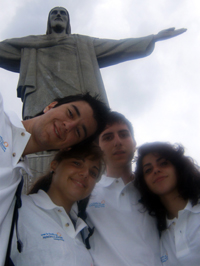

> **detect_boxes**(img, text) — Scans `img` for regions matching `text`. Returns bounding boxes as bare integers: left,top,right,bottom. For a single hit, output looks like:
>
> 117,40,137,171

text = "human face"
142,153,178,197
48,156,101,211
32,100,97,150
49,7,68,31
99,123,136,167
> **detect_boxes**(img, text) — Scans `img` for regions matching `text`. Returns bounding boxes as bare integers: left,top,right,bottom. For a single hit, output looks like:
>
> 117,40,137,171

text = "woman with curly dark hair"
134,142,200,266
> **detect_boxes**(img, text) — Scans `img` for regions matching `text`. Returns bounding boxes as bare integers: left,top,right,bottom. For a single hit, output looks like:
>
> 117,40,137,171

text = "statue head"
46,6,71,35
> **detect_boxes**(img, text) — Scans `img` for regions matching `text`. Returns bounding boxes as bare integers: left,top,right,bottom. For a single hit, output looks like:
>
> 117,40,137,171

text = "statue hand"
154,27,187,42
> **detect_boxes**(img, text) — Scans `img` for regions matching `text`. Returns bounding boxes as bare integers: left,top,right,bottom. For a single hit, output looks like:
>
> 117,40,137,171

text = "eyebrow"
101,132,113,137
72,104,87,138
93,166,99,171
80,158,99,172
118,129,130,134
142,156,164,169
143,163,151,169
72,105,80,117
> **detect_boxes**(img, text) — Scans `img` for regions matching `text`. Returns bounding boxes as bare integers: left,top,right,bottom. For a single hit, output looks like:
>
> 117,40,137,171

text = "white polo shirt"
160,201,200,266
11,190,93,266
86,174,161,266
0,92,31,266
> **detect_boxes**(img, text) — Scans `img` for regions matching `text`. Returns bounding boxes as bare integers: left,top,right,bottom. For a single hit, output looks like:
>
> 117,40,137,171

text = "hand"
154,27,187,42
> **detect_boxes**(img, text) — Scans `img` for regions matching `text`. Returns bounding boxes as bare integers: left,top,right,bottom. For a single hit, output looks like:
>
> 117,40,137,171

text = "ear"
50,160,59,172
43,101,58,113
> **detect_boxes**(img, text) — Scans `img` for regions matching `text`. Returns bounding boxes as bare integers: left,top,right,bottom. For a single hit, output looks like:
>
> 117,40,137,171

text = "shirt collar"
6,110,25,130
183,200,200,214
167,200,200,227
29,190,81,220
98,174,134,189
98,174,122,187
29,189,59,210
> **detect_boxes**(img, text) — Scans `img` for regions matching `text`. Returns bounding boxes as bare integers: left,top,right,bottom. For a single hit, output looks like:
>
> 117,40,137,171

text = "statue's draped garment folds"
0,33,154,118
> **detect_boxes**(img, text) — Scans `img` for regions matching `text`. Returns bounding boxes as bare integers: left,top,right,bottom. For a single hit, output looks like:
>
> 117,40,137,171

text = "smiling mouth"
54,124,61,139
153,176,166,183
72,179,85,188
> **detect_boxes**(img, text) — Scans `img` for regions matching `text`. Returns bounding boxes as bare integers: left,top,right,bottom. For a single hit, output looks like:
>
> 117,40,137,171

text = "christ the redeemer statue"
0,6,186,119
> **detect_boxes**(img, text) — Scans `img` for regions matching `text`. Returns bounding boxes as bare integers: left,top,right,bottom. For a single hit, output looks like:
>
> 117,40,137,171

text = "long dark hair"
134,142,200,231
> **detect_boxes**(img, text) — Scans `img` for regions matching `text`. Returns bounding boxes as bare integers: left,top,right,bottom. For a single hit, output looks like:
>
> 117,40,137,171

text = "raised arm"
153,27,187,42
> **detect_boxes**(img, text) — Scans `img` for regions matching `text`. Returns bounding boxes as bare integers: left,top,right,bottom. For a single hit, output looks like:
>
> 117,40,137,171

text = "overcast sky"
0,0,199,164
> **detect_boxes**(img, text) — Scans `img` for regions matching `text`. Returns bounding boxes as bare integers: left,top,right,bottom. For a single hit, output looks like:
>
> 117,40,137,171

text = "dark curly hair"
134,142,200,232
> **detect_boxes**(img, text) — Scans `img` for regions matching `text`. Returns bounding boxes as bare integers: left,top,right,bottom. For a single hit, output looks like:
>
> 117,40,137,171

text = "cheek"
87,179,96,192
144,176,153,189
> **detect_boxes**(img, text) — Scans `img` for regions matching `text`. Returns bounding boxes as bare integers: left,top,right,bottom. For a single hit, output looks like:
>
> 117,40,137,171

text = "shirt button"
57,209,62,212
121,192,125,196
65,223,70,227
21,132,25,136
12,153,16,157
116,180,119,183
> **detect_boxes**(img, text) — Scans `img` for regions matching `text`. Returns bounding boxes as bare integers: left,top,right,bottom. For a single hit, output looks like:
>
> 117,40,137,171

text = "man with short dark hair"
0,92,109,266
86,111,161,266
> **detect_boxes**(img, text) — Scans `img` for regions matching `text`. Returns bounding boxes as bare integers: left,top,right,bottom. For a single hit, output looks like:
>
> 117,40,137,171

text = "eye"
102,135,113,142
119,131,130,138
159,160,169,167
76,128,81,138
73,161,81,166
144,168,152,174
90,170,98,179
60,11,67,15
51,10,57,15
68,109,73,118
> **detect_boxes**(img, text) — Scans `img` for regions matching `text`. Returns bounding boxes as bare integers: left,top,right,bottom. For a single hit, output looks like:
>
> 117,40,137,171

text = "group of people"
0,5,199,266
1,91,200,265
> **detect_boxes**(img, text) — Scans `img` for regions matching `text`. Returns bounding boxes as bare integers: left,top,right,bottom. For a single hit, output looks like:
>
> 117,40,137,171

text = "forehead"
142,153,162,165
59,100,91,111
50,7,68,14
101,122,130,135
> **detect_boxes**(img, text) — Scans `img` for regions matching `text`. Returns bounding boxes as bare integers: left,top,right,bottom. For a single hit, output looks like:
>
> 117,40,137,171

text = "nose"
63,120,78,132
113,135,122,147
154,166,161,174
79,167,89,179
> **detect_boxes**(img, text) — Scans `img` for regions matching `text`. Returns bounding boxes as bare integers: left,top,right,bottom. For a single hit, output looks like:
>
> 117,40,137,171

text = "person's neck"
21,119,44,156
51,26,67,36
106,163,133,185
160,190,188,219
47,187,72,214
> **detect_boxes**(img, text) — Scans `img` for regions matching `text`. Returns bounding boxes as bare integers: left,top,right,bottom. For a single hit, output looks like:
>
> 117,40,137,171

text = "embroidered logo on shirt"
88,200,105,208
41,232,64,241
161,253,168,263
0,136,8,152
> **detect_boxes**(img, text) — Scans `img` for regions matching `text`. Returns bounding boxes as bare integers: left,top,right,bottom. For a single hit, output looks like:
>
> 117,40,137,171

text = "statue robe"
0,34,155,118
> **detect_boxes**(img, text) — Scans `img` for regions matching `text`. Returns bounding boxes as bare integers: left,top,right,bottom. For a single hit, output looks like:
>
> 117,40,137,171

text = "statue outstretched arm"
93,35,155,68
0,40,21,72
153,27,187,42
